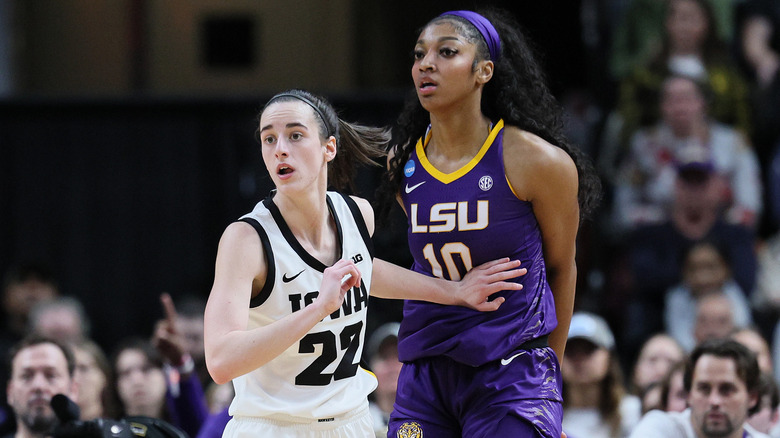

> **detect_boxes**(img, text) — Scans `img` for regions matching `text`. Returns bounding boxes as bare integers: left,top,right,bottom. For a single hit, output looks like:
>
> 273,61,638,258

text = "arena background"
0,0,610,353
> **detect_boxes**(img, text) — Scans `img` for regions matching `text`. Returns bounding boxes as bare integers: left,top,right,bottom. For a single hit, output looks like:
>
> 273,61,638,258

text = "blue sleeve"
165,371,209,438
195,407,231,438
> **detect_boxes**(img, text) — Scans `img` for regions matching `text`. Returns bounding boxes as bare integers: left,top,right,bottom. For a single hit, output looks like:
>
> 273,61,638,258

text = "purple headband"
440,10,501,62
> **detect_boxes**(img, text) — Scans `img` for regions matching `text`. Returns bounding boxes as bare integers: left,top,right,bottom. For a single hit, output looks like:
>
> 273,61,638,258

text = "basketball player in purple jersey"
377,8,601,438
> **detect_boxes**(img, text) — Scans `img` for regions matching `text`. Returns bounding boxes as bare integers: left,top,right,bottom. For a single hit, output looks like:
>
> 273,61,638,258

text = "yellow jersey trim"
416,119,505,184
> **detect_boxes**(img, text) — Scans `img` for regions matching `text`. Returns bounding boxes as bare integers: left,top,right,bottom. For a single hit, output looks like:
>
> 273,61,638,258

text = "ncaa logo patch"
478,175,493,191
404,160,416,177
397,422,423,438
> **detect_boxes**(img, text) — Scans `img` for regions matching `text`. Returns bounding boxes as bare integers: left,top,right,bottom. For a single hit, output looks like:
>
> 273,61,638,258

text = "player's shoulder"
502,125,575,181
347,195,375,237
502,126,571,165
219,220,266,255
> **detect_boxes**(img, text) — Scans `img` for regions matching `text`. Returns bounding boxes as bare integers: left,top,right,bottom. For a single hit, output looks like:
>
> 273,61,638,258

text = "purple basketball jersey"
399,119,558,366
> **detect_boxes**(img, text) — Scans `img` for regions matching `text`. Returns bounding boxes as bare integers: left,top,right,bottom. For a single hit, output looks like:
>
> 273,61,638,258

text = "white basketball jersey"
229,191,377,420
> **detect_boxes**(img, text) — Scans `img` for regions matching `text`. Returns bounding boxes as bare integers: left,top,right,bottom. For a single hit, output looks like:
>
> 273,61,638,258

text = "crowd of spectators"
1,0,780,436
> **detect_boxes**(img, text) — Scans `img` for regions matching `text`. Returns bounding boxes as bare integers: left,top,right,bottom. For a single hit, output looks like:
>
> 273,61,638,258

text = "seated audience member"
1,263,60,345
27,296,90,345
150,294,209,437
731,327,774,375
692,292,743,346
629,339,768,437
0,264,60,436
3,335,77,438
153,293,210,388
734,0,780,163
366,322,402,438
613,73,762,234
658,361,689,413
747,373,780,437
112,337,204,437
616,0,751,151
71,339,118,421
112,338,168,421
631,333,686,395
616,130,757,362
641,381,664,415
665,240,752,351
641,359,689,415
562,312,642,438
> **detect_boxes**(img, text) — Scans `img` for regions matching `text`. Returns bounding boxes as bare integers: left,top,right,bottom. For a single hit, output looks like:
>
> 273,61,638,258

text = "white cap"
567,312,615,350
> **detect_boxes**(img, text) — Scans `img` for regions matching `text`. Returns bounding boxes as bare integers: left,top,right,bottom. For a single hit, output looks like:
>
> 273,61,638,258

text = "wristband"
174,354,195,376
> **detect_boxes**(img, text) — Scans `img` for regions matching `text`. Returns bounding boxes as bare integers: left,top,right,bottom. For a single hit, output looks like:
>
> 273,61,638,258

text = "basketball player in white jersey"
204,89,525,437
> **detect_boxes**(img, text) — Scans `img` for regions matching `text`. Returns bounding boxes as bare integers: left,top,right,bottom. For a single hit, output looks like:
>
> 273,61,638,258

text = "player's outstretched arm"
371,257,525,311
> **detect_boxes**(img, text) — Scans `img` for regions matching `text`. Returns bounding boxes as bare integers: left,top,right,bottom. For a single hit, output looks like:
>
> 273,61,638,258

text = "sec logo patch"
397,421,423,438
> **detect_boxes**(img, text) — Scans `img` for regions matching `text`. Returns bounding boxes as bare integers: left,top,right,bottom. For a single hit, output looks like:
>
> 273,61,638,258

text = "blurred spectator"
771,322,780,386
4,335,76,438
691,292,743,346
609,0,736,81
0,263,59,436
665,240,752,351
562,312,641,438
731,327,774,375
609,0,668,82
112,336,205,436
658,360,688,413
1,263,59,346
617,0,751,146
112,338,168,421
160,294,210,388
641,359,688,414
629,339,767,437
366,322,402,438
630,333,685,396
150,293,209,437
734,0,780,164
612,73,762,233
27,296,90,345
747,373,780,437
640,381,664,415
617,160,756,362
71,339,118,421
753,232,780,332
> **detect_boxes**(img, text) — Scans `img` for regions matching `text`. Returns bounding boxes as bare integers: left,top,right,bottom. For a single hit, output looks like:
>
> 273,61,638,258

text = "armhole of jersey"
497,129,523,200
238,217,275,308
339,193,375,260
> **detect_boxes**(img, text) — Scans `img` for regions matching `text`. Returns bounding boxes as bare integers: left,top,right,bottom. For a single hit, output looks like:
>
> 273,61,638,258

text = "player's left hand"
454,258,525,311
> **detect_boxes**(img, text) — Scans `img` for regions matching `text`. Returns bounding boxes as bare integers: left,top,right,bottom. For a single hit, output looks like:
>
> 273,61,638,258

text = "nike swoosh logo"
282,270,304,283
500,351,527,366
405,181,426,194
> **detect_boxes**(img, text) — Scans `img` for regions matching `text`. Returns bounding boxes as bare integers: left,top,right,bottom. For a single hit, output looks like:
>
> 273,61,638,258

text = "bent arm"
505,129,580,361
530,150,579,361
203,222,360,384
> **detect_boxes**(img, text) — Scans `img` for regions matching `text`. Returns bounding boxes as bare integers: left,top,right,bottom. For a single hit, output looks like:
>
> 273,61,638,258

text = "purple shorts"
388,347,563,438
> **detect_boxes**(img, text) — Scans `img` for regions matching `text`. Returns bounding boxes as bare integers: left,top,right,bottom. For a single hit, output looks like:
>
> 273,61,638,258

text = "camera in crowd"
50,394,188,438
